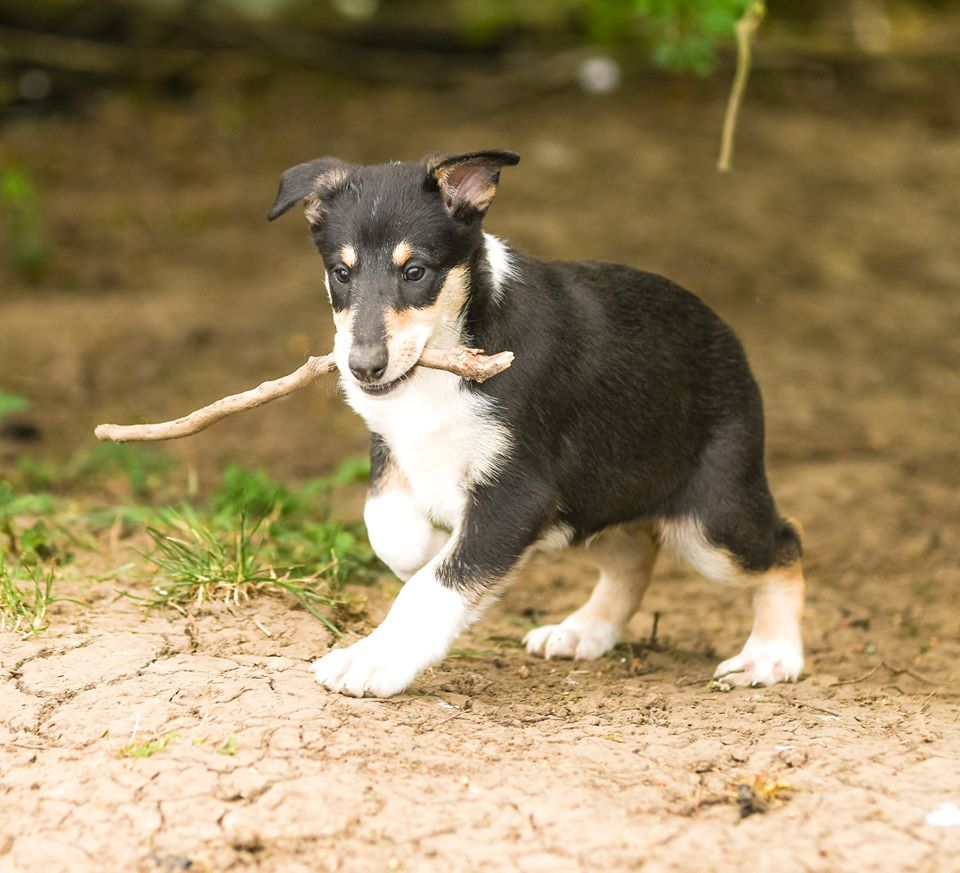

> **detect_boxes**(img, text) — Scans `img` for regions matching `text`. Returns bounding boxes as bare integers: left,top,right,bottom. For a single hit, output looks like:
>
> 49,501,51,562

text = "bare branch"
94,347,514,443
717,2,765,173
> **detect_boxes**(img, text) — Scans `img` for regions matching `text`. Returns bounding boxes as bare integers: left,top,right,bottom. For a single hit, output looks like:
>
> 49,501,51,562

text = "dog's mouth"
358,365,416,397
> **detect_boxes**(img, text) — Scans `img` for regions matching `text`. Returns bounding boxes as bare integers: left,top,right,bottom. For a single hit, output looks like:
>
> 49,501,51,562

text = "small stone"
229,828,264,853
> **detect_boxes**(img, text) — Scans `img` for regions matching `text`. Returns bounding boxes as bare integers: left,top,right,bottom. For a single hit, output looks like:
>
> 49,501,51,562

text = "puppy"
268,150,805,698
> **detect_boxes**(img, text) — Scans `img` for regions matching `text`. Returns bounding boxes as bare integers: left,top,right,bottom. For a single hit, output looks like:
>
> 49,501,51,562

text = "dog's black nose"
349,345,389,383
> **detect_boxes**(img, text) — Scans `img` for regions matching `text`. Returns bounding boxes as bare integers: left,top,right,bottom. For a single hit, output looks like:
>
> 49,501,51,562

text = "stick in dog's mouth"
93,346,514,443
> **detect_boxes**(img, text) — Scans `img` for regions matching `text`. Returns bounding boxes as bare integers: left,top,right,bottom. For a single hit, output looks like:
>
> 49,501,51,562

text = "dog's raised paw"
523,618,620,661
714,636,804,687
311,636,417,698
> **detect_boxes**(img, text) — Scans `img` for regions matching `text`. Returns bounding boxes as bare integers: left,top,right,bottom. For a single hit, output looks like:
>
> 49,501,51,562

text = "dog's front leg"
312,478,551,698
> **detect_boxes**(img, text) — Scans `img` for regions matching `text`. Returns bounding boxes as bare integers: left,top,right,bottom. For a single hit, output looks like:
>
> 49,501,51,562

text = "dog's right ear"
267,157,349,222
425,150,520,220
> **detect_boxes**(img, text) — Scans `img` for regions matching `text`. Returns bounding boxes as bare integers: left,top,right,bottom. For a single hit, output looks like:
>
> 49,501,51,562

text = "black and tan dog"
268,150,806,698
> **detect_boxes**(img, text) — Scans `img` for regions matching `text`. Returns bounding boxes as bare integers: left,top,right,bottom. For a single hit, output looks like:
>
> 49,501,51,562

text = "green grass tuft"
0,555,56,634
133,491,376,634
117,731,181,759
2,456,377,635
0,391,29,419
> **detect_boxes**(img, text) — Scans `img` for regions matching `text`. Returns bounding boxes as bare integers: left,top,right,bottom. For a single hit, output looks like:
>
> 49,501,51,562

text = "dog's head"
268,150,519,396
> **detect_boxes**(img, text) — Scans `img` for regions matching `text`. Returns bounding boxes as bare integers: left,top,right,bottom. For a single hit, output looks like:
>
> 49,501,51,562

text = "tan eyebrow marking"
340,244,358,268
392,241,413,268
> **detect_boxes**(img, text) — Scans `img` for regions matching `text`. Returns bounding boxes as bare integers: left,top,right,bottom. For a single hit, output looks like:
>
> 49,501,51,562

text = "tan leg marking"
656,516,806,685
525,526,659,661
714,560,806,686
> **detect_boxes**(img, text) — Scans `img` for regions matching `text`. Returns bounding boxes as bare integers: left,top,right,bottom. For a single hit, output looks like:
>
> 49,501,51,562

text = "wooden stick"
94,346,514,443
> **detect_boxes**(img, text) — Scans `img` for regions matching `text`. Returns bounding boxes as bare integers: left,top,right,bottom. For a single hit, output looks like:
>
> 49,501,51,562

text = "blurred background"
0,1,958,606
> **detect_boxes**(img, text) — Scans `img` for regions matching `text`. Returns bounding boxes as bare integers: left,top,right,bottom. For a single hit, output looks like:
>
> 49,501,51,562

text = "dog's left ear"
426,150,520,219
267,157,349,222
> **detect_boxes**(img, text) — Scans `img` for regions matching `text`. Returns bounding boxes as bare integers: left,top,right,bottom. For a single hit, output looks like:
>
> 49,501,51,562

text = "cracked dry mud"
3,564,959,873
3,49,960,873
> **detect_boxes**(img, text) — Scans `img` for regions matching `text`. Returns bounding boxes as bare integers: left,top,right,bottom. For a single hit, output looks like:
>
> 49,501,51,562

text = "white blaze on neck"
482,232,518,304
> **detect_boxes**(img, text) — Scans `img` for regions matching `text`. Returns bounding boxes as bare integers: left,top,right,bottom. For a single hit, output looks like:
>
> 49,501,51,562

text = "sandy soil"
2,48,960,872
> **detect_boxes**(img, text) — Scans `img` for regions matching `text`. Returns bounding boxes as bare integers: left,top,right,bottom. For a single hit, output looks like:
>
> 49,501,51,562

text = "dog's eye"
403,265,425,282
332,267,351,285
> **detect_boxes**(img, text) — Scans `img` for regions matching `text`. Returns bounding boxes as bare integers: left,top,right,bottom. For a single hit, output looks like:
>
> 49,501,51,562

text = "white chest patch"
342,368,512,528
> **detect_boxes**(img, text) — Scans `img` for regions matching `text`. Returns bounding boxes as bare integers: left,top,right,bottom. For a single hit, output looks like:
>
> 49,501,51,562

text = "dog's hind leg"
658,436,806,688
364,436,449,581
713,559,805,686
524,525,659,661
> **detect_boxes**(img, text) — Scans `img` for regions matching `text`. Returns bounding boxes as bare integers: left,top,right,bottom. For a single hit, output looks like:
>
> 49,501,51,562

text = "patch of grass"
0,479,82,634
210,455,369,522
134,498,374,634
12,443,176,499
140,506,275,605
217,735,238,756
70,443,176,498
117,731,181,759
2,455,377,634
1,167,48,283
0,555,56,634
0,391,29,419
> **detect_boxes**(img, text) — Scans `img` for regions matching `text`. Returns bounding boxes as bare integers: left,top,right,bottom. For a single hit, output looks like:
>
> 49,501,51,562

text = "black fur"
457,255,802,582
269,152,801,594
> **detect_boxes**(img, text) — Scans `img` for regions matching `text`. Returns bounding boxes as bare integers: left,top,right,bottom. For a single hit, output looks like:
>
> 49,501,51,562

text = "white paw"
311,635,418,698
523,618,621,661
715,636,805,686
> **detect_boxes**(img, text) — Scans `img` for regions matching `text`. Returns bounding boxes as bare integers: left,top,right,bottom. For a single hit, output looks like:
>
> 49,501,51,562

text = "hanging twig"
717,2,766,173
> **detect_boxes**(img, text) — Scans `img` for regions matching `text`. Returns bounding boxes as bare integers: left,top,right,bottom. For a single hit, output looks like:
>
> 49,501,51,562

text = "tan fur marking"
383,265,469,347
332,309,351,333
433,265,470,328
371,453,408,496
392,242,413,268
433,165,497,213
578,526,659,625
304,194,325,226
383,306,431,340
340,245,358,268
303,169,350,224
315,167,349,191
748,560,805,643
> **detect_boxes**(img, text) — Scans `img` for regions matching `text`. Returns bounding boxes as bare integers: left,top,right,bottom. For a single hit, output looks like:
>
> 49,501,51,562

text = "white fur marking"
482,232,517,304
343,368,511,527
364,490,449,581
524,618,621,661
312,556,478,698
657,517,743,585
715,636,805,686
331,261,512,530
533,522,575,553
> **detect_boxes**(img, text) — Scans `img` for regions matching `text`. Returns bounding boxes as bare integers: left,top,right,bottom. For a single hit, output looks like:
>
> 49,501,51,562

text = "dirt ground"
2,45,960,873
